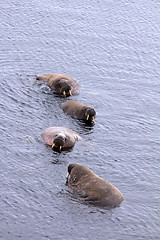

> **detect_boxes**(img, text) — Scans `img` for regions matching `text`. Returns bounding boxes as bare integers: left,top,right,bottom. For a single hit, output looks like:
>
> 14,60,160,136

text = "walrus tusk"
66,172,69,183
59,145,62,151
52,143,55,149
86,114,89,121
63,91,66,97
92,116,95,122
69,90,72,96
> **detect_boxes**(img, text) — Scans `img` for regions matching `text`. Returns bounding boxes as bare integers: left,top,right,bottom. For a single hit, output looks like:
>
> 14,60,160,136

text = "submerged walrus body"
62,100,96,123
66,163,124,208
36,73,80,97
41,127,82,151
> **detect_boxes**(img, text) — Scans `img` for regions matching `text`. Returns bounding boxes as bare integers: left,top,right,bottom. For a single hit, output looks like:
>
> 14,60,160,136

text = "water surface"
0,0,160,239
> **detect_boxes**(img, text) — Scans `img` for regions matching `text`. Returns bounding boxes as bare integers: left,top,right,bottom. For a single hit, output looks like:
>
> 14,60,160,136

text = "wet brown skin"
36,73,80,97
66,164,124,207
41,127,82,151
61,100,96,123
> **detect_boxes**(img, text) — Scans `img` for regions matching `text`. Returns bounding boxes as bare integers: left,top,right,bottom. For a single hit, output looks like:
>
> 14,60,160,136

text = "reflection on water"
75,120,95,133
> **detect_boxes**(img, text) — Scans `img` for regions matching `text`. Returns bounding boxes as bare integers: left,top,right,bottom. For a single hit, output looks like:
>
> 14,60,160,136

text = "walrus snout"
60,83,73,97
52,135,66,151
85,108,96,122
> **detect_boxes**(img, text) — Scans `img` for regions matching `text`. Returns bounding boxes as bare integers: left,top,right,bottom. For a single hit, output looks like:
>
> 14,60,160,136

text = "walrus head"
59,82,73,97
66,163,77,184
84,108,96,122
52,134,66,151
66,163,89,184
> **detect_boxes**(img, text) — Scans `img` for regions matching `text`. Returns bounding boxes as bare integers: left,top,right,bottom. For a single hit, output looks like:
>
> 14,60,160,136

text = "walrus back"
62,100,87,119
77,173,123,205
36,74,53,79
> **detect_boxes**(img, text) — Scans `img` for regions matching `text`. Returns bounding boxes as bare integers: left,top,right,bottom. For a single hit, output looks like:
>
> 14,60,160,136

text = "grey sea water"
0,0,160,239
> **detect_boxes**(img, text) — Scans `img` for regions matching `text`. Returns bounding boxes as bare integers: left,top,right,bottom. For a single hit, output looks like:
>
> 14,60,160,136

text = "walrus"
41,127,82,151
61,100,96,123
66,163,124,207
36,73,80,97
